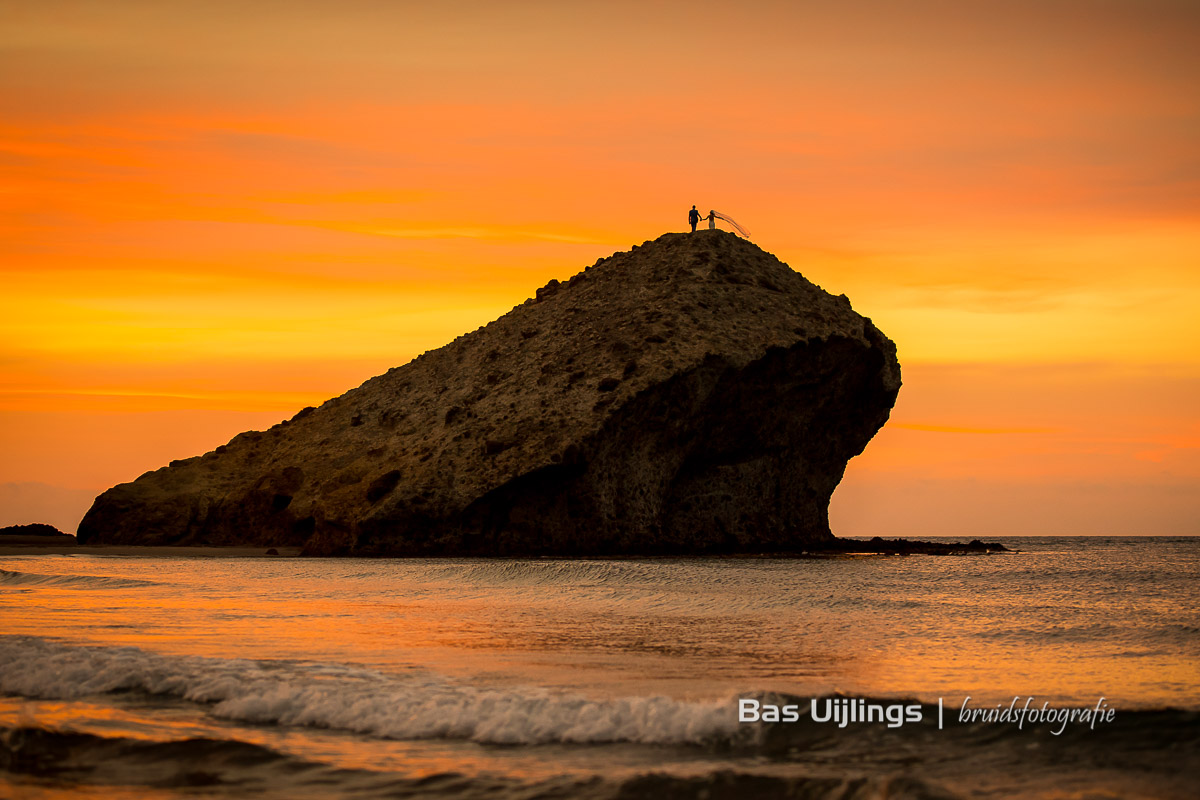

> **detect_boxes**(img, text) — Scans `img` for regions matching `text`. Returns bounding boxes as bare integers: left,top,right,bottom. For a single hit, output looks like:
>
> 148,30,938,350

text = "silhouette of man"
688,205,701,233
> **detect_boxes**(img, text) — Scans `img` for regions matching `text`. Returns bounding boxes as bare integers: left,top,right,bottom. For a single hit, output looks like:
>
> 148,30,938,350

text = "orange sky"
2,0,1197,535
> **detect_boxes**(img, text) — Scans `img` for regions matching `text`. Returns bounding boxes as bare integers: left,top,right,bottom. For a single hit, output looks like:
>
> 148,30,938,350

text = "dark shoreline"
0,536,1009,558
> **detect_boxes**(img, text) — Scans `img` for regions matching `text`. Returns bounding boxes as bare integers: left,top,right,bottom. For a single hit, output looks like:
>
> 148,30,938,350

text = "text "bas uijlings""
739,698,923,729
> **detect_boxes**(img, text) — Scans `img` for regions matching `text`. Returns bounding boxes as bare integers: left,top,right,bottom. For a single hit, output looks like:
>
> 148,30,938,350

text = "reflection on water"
1,536,1198,798
2,539,1197,705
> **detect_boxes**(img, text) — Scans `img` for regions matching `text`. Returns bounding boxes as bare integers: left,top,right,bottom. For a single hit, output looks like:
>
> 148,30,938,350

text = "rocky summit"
78,230,901,555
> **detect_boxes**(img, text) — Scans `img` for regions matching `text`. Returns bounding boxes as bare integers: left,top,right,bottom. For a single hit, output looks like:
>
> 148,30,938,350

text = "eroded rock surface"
78,231,901,555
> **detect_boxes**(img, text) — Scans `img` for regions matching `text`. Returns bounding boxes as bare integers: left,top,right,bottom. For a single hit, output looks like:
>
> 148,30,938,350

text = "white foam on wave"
0,636,742,746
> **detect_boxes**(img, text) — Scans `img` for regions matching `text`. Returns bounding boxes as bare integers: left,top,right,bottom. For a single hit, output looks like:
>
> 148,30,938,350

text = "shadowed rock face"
78,231,901,555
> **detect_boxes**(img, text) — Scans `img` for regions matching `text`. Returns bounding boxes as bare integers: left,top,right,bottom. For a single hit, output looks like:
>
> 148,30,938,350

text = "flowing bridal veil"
711,211,750,238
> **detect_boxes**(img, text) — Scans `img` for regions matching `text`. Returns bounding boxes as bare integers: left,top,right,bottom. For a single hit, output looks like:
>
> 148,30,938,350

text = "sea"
1,536,1197,799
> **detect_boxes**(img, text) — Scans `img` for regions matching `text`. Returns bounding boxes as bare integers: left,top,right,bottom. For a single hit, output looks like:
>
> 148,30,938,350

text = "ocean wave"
0,637,741,747
0,568,159,589
0,725,969,800
4,637,1197,756
416,559,695,589
5,715,1196,800
401,559,829,615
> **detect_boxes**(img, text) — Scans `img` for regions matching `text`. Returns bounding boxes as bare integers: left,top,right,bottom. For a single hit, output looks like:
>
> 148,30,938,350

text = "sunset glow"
2,0,1197,534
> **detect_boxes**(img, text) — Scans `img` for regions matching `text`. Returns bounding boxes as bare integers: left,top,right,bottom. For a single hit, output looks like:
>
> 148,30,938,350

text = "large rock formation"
78,231,901,555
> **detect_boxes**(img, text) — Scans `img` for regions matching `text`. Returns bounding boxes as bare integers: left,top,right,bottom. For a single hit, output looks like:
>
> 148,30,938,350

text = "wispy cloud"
892,423,1057,434
346,225,618,245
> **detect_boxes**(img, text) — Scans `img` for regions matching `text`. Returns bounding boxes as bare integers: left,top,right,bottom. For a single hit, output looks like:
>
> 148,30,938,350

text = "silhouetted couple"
688,205,716,233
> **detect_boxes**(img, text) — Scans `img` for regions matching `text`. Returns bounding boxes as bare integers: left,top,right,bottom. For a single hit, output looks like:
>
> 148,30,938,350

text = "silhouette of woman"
706,210,717,230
